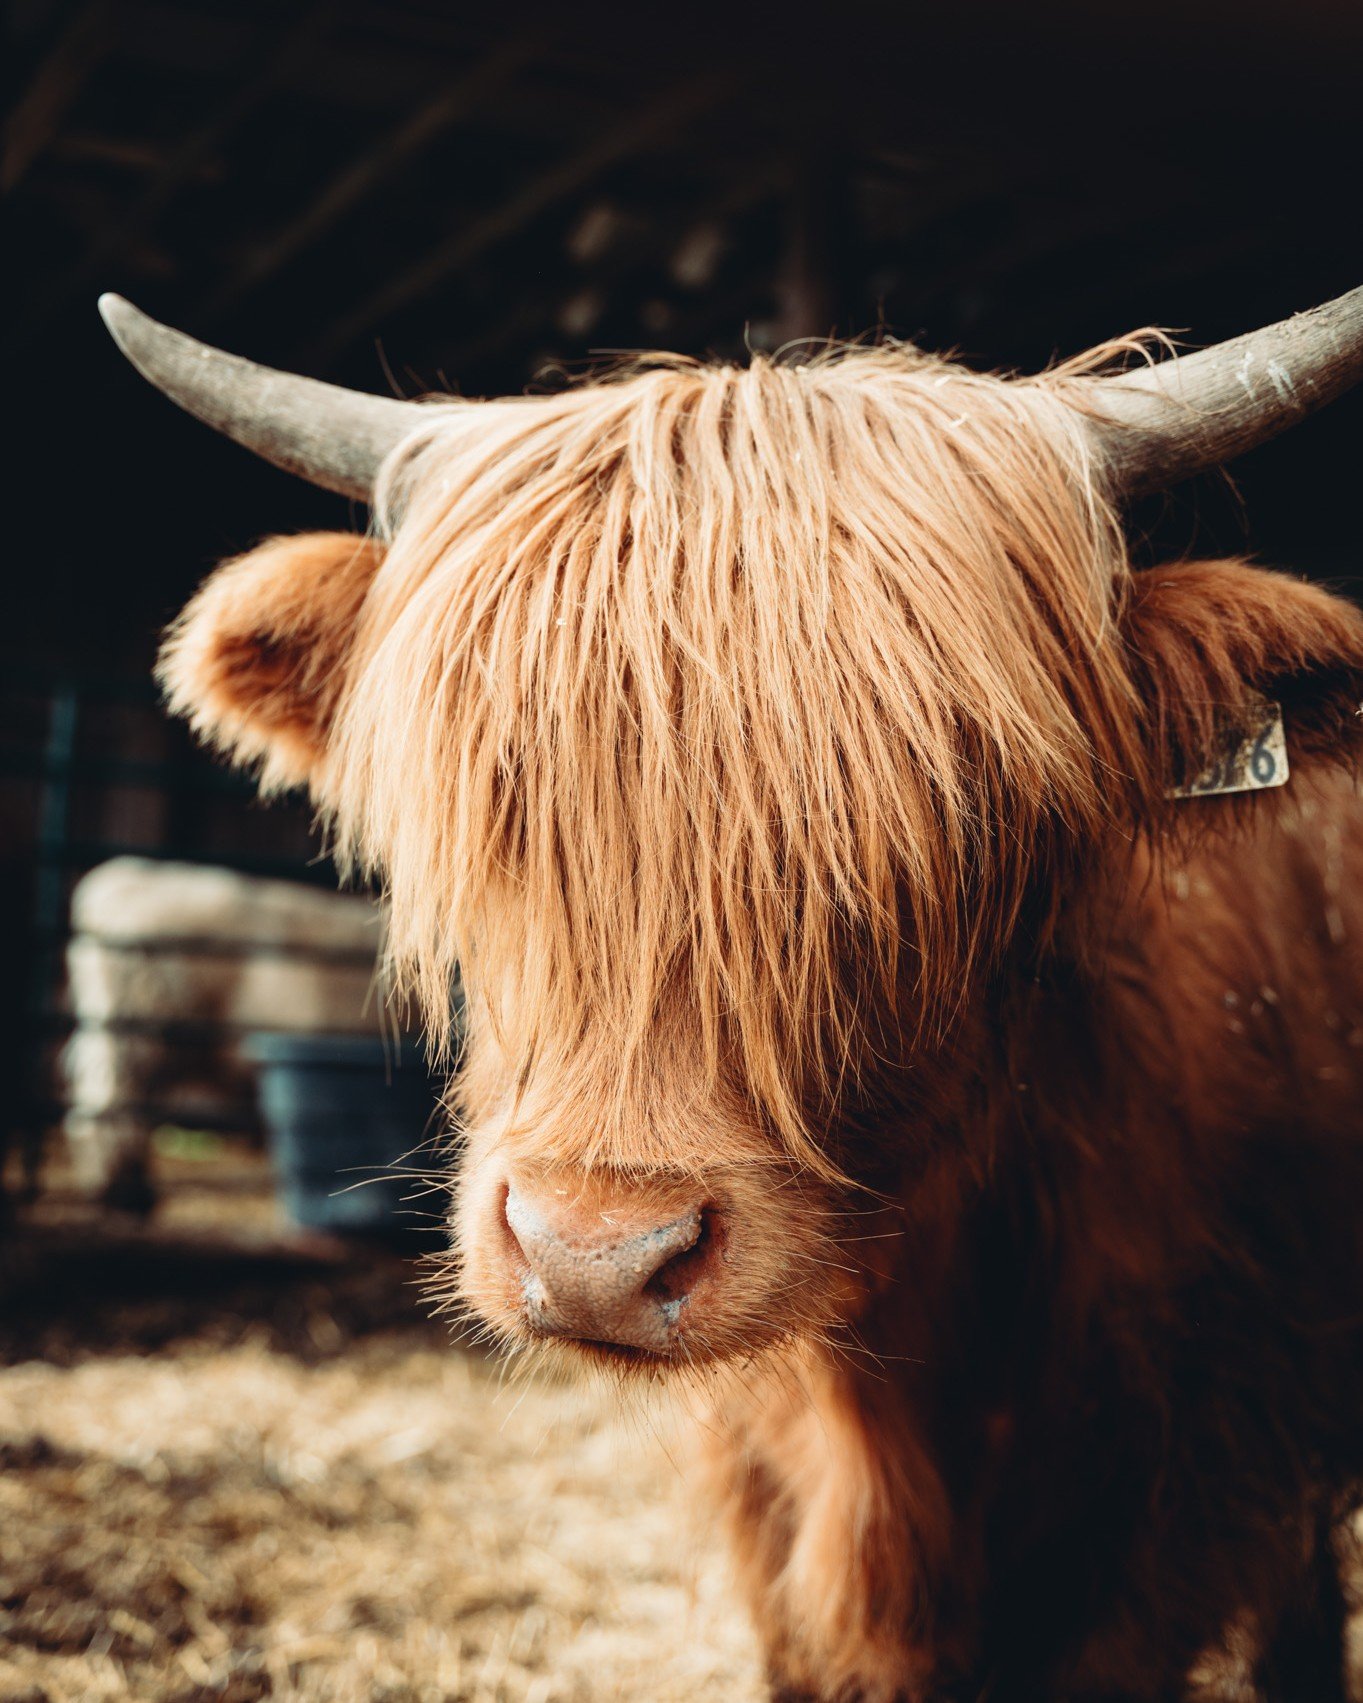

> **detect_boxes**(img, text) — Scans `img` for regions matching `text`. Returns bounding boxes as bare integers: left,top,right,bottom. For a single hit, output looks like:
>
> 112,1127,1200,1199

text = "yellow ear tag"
1168,698,1289,799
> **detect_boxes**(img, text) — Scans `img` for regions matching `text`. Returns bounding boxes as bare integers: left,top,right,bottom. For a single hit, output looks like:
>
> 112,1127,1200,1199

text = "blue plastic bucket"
246,1033,443,1239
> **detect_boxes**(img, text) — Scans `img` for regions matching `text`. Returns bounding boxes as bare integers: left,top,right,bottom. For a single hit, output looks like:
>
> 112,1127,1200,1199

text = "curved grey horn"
1088,284,1363,499
98,294,428,500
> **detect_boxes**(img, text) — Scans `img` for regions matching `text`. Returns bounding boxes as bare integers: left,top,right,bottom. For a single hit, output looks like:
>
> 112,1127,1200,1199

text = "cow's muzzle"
494,1173,722,1358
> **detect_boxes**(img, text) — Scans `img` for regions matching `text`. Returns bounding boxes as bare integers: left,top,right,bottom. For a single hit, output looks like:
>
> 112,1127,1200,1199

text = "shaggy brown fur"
158,340,1363,1701
160,531,386,792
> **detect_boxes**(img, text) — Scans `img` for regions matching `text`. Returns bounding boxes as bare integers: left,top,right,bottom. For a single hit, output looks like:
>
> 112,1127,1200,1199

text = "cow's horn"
1088,284,1363,498
98,294,427,501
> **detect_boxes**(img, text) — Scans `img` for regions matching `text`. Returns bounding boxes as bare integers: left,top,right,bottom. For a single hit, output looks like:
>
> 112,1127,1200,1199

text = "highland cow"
103,287,1363,1701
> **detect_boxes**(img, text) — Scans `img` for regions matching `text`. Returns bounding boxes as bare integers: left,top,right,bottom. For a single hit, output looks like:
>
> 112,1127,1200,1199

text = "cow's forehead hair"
325,343,1151,1167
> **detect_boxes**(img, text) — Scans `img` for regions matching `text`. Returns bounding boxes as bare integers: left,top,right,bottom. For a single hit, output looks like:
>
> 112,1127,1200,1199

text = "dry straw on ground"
0,1339,765,1703
4,1154,1360,1702
0,1152,763,1703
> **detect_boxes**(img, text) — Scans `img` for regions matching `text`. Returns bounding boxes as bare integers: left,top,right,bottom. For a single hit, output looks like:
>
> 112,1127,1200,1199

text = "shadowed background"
5,0,1363,1255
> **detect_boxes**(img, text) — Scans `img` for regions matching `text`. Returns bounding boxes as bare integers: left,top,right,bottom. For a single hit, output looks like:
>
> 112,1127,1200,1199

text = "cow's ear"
1121,559,1363,790
158,531,385,792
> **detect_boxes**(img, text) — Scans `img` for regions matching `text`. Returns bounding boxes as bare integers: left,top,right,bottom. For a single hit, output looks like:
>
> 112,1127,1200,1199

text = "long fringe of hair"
325,341,1159,1170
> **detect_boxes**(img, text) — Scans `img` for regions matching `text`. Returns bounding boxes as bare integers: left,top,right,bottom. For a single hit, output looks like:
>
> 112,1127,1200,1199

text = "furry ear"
1121,560,1363,790
158,531,385,792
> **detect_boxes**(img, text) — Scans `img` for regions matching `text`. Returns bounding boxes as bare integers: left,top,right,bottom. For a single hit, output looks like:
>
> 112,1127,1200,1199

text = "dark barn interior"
6,0,1363,1166
5,4,1363,1697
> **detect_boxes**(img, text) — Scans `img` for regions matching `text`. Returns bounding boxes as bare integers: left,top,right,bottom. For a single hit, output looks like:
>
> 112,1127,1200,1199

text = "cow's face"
159,354,1363,1373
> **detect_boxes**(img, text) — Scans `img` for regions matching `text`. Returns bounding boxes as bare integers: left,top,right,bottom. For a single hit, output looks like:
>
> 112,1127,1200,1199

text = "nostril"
643,1205,721,1305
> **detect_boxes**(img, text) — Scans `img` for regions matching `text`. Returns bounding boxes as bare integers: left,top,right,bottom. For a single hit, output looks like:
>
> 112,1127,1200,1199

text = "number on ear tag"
1168,698,1289,799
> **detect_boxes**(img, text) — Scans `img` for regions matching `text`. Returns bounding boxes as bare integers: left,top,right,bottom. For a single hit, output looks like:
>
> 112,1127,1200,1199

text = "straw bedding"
3,1154,1359,1701
0,1155,762,1703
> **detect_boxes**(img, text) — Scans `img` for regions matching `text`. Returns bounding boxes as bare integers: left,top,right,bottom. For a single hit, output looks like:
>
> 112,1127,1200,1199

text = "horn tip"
98,292,146,347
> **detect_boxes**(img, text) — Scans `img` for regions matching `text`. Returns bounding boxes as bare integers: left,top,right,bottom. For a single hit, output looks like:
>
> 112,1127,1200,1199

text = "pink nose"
503,1179,717,1354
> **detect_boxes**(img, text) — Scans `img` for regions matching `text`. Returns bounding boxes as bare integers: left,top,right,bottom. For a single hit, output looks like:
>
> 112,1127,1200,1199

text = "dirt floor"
0,1146,765,1703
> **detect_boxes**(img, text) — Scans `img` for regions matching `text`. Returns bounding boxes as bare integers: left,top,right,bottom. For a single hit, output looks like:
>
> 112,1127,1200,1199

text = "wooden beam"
3,0,112,196
773,138,849,347
124,2,335,227
10,2,334,349
429,159,785,385
306,70,728,371
197,34,543,325
51,130,221,176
